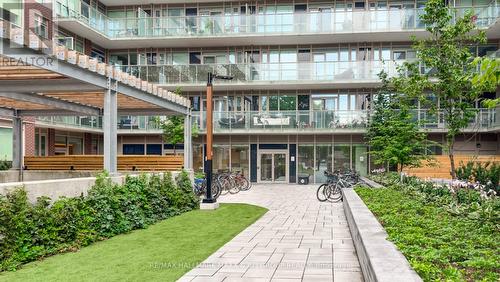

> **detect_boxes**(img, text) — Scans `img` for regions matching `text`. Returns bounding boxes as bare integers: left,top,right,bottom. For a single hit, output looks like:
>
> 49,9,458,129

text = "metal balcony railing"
54,1,499,39
118,61,399,85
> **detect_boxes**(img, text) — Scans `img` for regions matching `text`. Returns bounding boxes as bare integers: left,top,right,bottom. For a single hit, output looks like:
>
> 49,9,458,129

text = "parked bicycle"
316,169,362,202
193,171,251,199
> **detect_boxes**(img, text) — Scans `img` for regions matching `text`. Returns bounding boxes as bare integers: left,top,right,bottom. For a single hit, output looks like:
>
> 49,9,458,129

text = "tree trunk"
449,152,456,179
448,138,456,179
399,164,404,183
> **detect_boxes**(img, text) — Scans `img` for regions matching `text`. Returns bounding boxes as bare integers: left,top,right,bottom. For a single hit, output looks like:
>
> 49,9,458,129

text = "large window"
315,144,333,183
231,145,249,177
123,144,145,155
334,144,351,170
352,144,368,176
0,128,13,161
213,145,230,172
34,14,49,39
298,144,314,181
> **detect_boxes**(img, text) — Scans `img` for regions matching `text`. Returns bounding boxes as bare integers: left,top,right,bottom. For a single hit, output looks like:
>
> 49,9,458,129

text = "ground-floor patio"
180,184,363,282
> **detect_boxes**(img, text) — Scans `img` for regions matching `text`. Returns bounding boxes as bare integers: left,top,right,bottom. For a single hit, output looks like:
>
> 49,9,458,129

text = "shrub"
0,159,11,170
456,161,500,193
0,170,198,271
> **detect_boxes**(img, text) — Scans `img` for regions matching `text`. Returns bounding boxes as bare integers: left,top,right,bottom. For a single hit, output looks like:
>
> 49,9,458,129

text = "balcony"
120,61,399,91
36,116,102,133
192,109,499,134
54,1,500,48
35,109,498,134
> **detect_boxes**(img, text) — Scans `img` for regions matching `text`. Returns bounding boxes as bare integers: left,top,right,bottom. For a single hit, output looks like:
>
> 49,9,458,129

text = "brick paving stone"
177,184,363,282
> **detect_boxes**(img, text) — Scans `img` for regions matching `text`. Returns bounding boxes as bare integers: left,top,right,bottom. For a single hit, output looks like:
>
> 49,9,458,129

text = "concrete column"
103,88,117,174
184,113,192,170
12,116,23,171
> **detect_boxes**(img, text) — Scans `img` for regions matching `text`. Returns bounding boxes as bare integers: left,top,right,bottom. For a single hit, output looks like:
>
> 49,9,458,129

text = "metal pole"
203,73,215,203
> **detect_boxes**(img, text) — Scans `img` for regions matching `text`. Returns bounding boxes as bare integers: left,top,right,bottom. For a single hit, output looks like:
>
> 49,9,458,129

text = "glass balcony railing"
54,0,499,39
35,109,498,133
36,116,102,129
192,108,498,133
117,116,162,131
118,61,398,85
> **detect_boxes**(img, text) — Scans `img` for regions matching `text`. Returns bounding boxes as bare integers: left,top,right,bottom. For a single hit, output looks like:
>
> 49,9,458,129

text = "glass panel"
352,145,368,176
68,137,83,155
193,144,203,173
334,144,351,170
298,145,314,182
231,145,249,177
315,144,333,183
213,145,230,172
260,153,273,181
274,153,287,181
279,95,296,110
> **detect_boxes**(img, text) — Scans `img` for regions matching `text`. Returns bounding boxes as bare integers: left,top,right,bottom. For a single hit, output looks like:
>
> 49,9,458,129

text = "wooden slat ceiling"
44,92,160,109
0,58,162,110
0,97,52,109
0,58,66,80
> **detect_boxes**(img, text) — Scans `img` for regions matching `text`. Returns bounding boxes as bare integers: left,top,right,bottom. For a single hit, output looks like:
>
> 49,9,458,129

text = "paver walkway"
178,184,363,282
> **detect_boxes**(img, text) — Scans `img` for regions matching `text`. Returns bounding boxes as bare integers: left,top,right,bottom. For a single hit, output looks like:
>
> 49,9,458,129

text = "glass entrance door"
258,151,288,182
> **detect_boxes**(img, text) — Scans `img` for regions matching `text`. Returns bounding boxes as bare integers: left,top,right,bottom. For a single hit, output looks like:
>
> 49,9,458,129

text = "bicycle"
316,169,363,202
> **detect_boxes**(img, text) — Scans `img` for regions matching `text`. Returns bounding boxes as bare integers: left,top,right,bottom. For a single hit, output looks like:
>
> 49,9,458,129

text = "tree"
389,0,487,178
155,87,198,155
367,72,430,173
472,57,500,108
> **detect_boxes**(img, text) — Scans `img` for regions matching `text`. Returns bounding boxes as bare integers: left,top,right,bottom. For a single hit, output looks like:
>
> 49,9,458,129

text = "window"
34,14,49,39
123,144,145,155
146,52,157,65
146,144,162,155
355,2,365,9
393,51,406,60
91,46,105,62
189,52,201,64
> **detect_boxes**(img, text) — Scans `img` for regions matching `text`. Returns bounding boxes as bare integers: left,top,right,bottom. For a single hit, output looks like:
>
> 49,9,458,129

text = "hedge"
0,171,199,271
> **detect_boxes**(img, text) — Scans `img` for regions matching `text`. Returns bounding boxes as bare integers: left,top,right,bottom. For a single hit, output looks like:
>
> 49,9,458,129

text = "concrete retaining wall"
343,188,422,282
0,170,97,183
0,171,185,203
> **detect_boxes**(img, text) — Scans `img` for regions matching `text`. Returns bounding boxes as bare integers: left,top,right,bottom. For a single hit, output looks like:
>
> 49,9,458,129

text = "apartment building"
1,0,499,183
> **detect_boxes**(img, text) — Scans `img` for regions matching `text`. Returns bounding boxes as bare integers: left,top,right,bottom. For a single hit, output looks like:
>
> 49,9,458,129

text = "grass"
0,203,267,282
355,186,499,282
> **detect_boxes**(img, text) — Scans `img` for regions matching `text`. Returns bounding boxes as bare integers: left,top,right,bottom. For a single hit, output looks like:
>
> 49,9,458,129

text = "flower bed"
0,171,198,271
356,173,499,281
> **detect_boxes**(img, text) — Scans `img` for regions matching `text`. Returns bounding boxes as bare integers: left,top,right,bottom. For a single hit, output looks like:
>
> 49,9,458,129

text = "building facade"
2,0,500,183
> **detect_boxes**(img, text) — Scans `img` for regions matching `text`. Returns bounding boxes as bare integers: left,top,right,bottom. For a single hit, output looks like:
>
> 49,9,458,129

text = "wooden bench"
24,155,184,171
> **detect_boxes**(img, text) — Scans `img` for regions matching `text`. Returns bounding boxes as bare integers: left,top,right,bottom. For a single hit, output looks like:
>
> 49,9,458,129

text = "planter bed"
355,174,499,281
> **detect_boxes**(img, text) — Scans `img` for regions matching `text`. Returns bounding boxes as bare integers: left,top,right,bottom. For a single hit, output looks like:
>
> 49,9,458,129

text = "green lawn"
0,203,267,282
356,187,499,282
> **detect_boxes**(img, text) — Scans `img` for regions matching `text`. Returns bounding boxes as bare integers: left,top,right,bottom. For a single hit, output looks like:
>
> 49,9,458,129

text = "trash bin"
298,174,309,185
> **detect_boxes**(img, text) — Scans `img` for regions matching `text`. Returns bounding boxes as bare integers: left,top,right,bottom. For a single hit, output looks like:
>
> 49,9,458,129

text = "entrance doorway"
258,150,288,182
